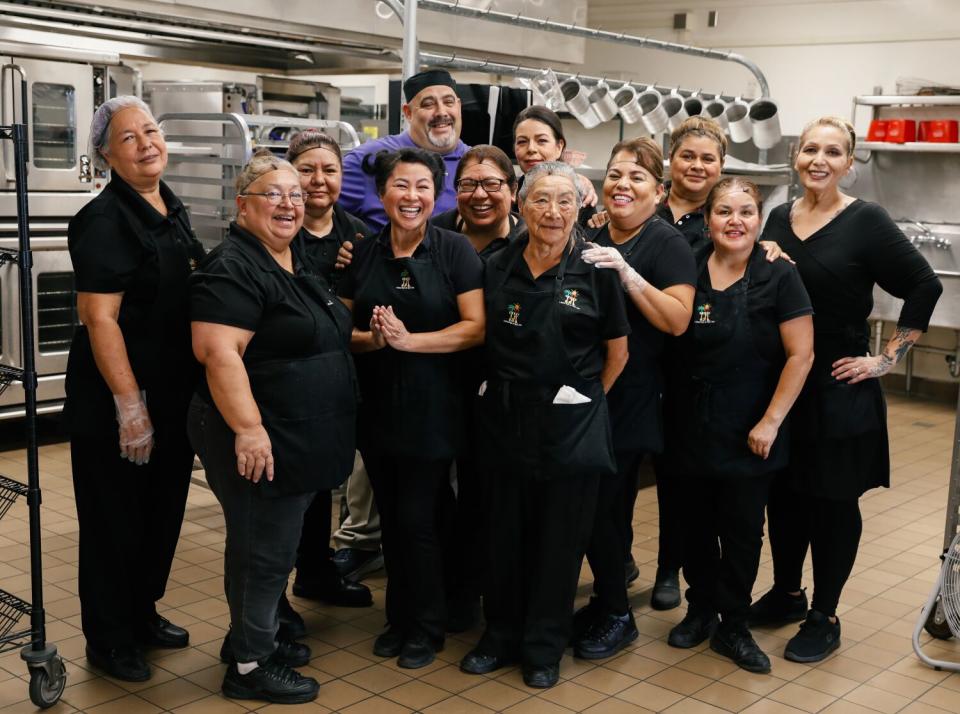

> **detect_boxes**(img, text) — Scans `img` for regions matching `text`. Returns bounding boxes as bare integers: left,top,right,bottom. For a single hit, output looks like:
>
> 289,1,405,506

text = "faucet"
901,219,951,249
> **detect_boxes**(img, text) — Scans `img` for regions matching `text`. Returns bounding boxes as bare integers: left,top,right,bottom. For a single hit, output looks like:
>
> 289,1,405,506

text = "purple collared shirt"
339,131,470,231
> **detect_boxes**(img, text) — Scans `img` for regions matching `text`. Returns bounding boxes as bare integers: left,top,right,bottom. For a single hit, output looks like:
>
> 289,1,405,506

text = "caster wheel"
924,597,953,641
29,664,66,709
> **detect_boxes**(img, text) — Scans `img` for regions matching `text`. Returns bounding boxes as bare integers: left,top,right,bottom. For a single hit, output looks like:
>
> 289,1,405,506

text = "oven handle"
1,63,29,180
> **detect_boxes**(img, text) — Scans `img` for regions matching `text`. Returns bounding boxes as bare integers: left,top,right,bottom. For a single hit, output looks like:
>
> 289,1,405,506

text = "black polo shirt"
191,222,351,366
590,217,696,383
486,239,630,381
298,203,371,289
656,189,708,253
65,173,203,435
431,208,524,260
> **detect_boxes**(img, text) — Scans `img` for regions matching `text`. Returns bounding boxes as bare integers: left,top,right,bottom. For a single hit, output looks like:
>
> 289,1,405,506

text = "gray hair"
517,161,583,209
88,95,158,172
235,149,299,195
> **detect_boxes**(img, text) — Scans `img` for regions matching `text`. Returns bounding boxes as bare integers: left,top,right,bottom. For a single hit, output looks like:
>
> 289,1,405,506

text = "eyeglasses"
456,178,508,194
240,190,305,206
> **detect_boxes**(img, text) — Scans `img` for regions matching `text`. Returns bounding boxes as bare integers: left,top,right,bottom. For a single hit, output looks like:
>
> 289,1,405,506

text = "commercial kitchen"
0,0,959,711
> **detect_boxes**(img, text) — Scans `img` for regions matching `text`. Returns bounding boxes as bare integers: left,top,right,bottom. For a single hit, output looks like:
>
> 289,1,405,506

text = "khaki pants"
332,451,382,551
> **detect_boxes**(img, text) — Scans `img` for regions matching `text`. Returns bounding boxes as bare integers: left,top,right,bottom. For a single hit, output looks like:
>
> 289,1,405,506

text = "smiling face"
236,169,304,246
103,106,167,187
456,158,515,233
513,119,565,174
670,135,723,201
293,146,342,217
707,187,761,255
520,174,579,248
403,84,462,154
603,150,664,230
381,161,436,232
795,125,853,193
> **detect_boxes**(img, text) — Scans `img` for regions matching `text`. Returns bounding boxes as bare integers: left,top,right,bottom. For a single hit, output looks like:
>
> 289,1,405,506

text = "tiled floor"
0,393,960,712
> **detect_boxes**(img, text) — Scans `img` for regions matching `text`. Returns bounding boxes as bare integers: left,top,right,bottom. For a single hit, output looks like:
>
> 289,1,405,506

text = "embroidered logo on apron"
696,302,714,324
504,302,522,326
560,289,580,309
396,269,414,290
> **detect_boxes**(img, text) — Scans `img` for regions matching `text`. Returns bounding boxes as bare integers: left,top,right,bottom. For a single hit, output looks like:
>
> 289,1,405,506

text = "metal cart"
0,120,67,707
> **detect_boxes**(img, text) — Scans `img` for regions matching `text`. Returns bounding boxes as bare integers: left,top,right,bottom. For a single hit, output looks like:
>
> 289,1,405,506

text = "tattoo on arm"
873,327,918,376
890,327,917,364
870,353,894,377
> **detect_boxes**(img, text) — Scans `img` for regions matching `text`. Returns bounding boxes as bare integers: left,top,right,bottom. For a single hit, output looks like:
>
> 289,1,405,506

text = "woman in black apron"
573,138,696,659
283,130,373,610
188,152,357,704
459,162,629,689
753,117,942,663
338,148,484,669
664,178,814,673
66,97,204,682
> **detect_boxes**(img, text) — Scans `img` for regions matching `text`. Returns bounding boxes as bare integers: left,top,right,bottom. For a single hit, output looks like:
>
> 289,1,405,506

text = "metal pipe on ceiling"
416,0,771,98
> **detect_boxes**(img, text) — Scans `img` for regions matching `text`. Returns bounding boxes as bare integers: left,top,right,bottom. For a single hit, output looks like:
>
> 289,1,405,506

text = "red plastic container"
867,120,888,141
884,119,916,143
919,120,959,143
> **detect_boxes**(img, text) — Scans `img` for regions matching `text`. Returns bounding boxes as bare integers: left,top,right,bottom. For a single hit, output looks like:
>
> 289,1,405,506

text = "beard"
425,122,457,151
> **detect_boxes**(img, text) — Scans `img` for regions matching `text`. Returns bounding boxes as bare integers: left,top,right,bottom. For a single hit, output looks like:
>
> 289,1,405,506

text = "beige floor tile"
136,677,210,709
571,665,639,695
422,695,496,713
616,680,686,710
693,681,763,712
792,669,861,697
458,679,529,710
171,694,249,713
662,697,730,713
60,677,128,710
766,682,837,713
843,683,914,713
647,666,713,695
538,679,608,710
820,701,882,713
84,694,163,713
382,680,450,709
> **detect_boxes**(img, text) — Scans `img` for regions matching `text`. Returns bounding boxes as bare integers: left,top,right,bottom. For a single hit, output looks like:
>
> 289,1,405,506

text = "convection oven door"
1,57,94,191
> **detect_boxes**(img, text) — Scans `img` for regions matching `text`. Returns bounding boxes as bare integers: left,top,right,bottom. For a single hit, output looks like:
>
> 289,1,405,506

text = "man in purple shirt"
340,69,469,231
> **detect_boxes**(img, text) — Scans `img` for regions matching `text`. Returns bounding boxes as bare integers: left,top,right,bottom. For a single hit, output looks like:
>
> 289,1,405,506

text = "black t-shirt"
656,191,708,253
431,208,524,261
65,174,204,434
191,222,351,366
298,203,371,289
591,217,696,383
486,239,630,382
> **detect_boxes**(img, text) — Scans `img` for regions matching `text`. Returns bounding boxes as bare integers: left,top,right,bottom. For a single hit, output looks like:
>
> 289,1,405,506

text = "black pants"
651,456,685,571
296,490,338,583
442,448,487,610
767,479,863,617
362,445,450,645
479,469,599,666
682,474,772,626
587,451,645,616
188,397,314,663
71,424,193,650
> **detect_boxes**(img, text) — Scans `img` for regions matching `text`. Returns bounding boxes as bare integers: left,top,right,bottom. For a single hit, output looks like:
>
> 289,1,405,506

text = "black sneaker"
220,634,311,668
651,568,681,611
397,634,441,669
784,610,841,663
333,548,384,582
222,660,319,704
668,607,719,649
372,626,404,657
710,623,771,673
574,611,639,659
85,644,151,682
571,597,601,644
625,557,640,586
749,587,808,627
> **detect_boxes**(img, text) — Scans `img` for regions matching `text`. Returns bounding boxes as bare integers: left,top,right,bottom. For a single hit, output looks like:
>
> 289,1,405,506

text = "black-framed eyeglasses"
456,178,508,194
240,190,305,206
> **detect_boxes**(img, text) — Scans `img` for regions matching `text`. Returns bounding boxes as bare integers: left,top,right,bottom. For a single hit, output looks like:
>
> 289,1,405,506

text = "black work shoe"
668,608,719,649
220,634,311,668
749,587,809,627
625,557,640,586
292,574,373,607
85,644,151,682
333,548,384,582
222,661,319,704
522,662,560,688
460,649,511,675
710,623,771,673
651,568,681,611
135,614,190,649
397,634,440,669
447,596,482,633
278,593,307,641
571,597,601,644
784,610,841,663
372,626,404,657
575,611,639,659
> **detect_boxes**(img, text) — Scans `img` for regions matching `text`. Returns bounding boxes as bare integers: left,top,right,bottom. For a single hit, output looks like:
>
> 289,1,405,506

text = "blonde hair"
235,149,299,194
669,116,728,160
704,177,763,216
799,116,856,155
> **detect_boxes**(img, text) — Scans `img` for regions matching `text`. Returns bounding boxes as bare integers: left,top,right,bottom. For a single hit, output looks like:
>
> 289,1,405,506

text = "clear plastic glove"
581,242,648,293
114,391,154,465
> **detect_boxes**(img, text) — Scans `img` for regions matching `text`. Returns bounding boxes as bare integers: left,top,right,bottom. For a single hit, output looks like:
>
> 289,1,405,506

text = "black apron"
479,242,616,481
669,252,786,478
246,271,358,497
354,235,463,461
